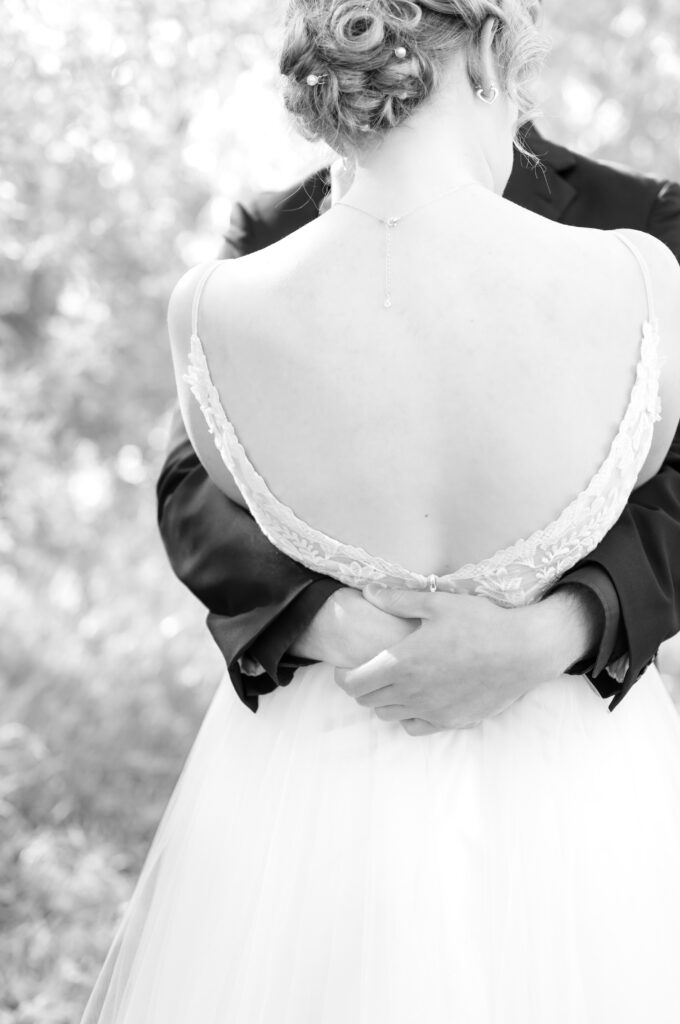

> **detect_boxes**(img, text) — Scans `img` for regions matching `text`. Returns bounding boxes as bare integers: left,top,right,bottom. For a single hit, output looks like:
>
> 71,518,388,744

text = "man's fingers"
401,719,442,736
362,583,436,620
373,704,412,722
335,649,402,698
355,685,401,709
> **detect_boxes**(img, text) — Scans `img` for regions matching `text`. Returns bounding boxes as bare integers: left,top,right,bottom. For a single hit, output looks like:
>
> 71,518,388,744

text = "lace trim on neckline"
184,318,661,589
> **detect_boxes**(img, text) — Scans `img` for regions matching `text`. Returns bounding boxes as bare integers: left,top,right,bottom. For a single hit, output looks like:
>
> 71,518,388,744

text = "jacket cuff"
249,578,344,684
550,564,628,707
206,577,343,712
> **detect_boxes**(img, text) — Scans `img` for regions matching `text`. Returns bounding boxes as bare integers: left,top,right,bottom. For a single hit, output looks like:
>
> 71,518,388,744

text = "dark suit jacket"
157,128,680,712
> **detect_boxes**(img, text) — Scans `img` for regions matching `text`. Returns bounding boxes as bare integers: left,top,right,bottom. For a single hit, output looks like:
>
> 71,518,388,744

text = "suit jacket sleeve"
561,180,680,708
157,199,342,712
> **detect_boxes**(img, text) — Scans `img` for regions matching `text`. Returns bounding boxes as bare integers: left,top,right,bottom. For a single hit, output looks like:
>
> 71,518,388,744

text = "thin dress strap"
191,260,222,340
614,231,657,325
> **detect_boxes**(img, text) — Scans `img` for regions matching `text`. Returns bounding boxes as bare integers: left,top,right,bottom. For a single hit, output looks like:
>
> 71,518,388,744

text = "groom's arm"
158,191,343,711
555,180,680,708
157,409,342,710
569,425,680,708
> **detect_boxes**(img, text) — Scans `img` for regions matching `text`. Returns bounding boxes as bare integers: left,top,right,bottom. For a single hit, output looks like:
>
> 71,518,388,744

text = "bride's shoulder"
611,229,680,338
166,246,304,404
610,227,680,285
168,251,274,329
169,220,317,315
610,228,680,440
167,247,292,360
553,223,680,325
165,258,275,505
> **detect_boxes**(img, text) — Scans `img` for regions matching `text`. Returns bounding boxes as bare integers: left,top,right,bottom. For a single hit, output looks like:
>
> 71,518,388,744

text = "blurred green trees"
1,1,679,1020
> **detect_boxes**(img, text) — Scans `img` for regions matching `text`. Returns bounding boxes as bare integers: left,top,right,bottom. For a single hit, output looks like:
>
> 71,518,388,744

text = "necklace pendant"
337,184,476,314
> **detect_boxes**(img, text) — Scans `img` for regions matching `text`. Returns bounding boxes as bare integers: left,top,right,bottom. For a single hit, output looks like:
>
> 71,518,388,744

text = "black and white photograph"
3,1,680,1021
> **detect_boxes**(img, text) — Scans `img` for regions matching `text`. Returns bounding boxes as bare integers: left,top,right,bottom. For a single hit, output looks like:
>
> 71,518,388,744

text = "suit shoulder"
535,130,663,197
237,168,330,243
569,153,680,257
543,137,672,226
573,151,666,200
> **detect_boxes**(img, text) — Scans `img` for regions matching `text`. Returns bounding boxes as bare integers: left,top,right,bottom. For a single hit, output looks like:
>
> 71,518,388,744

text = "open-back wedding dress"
83,233,680,1023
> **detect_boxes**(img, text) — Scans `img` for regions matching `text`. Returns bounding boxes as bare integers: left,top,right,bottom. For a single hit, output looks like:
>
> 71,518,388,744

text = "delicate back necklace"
335,180,477,309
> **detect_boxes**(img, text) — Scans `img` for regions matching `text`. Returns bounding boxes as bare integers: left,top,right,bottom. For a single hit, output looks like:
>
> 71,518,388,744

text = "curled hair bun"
280,0,544,154
281,1,433,152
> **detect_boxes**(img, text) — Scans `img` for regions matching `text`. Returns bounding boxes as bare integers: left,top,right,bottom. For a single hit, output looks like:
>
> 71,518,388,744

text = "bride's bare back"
169,188,680,577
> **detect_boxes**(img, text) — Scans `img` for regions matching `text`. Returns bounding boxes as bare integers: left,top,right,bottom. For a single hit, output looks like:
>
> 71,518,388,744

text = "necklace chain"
335,181,477,309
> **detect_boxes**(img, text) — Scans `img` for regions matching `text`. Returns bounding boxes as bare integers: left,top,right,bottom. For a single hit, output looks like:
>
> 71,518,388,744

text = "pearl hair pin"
394,46,407,58
306,72,327,86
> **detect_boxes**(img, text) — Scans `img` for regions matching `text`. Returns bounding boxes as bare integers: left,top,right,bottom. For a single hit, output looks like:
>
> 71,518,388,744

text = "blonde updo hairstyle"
280,0,544,155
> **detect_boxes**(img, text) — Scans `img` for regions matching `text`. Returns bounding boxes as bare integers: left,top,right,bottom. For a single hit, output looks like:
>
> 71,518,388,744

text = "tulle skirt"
82,663,680,1023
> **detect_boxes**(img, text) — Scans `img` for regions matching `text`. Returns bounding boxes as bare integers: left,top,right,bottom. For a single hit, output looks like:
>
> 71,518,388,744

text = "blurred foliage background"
2,0,680,1020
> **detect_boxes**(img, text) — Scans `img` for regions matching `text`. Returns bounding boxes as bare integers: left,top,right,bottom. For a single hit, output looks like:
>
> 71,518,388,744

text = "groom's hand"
291,586,418,668
334,584,602,734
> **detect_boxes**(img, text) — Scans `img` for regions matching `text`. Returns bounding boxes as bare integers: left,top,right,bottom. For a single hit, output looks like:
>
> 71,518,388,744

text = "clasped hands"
297,583,599,735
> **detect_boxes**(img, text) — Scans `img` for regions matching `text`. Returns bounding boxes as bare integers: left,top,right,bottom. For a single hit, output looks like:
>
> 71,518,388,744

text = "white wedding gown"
83,235,680,1023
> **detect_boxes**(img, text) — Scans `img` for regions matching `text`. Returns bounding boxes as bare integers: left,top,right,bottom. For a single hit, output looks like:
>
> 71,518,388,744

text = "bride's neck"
342,89,498,216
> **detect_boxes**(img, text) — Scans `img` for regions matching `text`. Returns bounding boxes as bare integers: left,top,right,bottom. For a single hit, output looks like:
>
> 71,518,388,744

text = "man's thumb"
362,583,433,620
